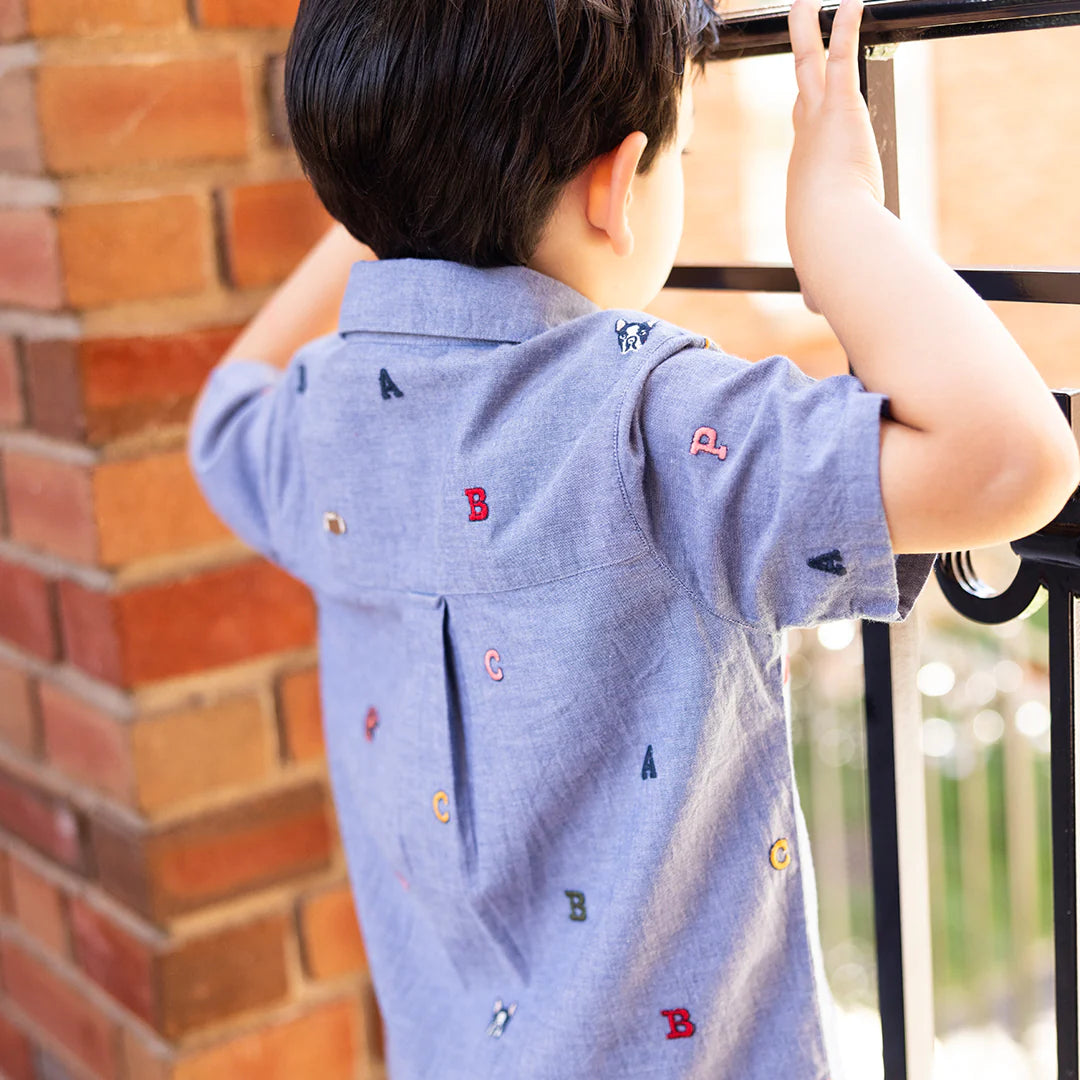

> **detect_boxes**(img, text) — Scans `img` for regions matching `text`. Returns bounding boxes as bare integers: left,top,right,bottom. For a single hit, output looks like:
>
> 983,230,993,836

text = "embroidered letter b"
465,487,489,521
661,1008,695,1039
565,890,586,922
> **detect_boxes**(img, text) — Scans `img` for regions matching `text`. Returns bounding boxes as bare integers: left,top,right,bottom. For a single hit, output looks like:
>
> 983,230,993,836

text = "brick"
87,814,152,916
9,854,68,958
23,340,84,441
39,683,134,802
60,562,314,689
69,897,154,1023
0,209,63,311
0,938,118,1078
0,337,24,427
121,1029,173,1080
0,67,41,174
27,0,187,35
56,580,122,685
39,58,246,176
278,668,323,761
81,326,239,444
299,884,366,980
159,915,288,1038
0,660,38,755
223,180,332,289
0,768,85,870
3,453,97,564
174,999,357,1080
0,1011,34,1080
94,783,331,920
0,849,14,913
195,0,298,29
0,0,27,40
265,54,289,147
33,1049,77,1080
119,560,316,685
58,196,207,310
25,327,241,445
0,557,57,660
132,696,272,817
94,452,230,566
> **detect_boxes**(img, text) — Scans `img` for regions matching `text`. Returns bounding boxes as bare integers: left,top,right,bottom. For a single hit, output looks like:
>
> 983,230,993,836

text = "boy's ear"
585,131,648,258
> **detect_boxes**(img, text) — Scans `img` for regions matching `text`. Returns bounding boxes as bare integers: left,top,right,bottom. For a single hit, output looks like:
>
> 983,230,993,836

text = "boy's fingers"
788,0,826,108
824,0,865,101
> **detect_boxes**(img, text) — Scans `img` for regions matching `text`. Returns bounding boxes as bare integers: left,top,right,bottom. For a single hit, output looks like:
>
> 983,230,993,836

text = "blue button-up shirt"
188,257,936,1080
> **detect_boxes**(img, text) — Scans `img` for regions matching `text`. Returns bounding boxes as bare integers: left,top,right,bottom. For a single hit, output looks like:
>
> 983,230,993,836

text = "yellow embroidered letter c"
433,790,450,823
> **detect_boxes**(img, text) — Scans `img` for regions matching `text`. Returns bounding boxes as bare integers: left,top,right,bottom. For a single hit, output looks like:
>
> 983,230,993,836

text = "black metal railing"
669,3,1080,1076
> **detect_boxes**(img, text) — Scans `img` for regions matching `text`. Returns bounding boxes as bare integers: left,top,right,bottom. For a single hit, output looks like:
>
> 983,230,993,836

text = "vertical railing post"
1048,581,1079,1078
857,41,937,1080
1041,389,1080,1079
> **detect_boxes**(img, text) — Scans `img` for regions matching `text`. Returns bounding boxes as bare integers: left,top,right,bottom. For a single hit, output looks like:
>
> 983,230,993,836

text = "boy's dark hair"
285,1,722,267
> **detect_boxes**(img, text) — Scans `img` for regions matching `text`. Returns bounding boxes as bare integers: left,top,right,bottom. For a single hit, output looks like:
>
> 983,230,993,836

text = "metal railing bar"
1047,581,1079,1079
665,265,1080,304
703,0,1080,61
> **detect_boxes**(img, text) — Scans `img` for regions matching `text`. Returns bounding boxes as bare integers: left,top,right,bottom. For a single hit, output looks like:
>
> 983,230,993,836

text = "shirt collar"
338,257,601,344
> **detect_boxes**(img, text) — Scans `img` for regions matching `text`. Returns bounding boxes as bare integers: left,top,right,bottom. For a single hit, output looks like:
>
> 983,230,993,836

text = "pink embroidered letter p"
465,487,489,521
689,427,727,460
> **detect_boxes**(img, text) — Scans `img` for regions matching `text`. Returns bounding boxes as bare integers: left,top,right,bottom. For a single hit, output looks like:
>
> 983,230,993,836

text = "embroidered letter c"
484,648,503,681
433,790,450,823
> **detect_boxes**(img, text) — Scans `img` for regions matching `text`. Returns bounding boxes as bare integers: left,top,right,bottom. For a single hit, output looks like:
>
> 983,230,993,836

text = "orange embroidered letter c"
433,790,450,823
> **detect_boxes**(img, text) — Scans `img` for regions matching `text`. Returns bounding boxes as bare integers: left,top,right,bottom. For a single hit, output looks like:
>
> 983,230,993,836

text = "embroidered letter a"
641,744,657,780
379,368,404,399
808,549,847,576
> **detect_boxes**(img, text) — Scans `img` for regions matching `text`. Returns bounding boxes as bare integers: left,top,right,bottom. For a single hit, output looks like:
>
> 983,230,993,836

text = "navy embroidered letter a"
641,744,657,780
379,368,403,399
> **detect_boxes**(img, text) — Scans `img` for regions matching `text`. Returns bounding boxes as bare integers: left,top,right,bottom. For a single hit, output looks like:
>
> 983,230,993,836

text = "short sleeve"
623,346,937,633
187,354,305,569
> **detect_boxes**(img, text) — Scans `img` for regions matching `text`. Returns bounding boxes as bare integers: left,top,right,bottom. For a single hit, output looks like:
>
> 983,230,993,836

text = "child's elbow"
996,427,1079,541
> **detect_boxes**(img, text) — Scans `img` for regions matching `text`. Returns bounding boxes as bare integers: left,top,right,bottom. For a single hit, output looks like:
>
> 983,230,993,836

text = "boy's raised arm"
219,223,376,370
786,0,1080,555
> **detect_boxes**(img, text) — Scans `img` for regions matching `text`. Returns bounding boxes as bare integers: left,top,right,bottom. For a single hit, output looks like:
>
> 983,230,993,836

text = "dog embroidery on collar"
615,318,657,354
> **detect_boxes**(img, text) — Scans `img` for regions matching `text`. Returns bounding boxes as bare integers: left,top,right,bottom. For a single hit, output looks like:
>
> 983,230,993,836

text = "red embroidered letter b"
465,487,489,521
661,1009,695,1039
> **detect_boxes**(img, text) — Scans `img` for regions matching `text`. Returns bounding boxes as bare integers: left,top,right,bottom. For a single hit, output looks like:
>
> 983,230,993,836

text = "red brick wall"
0,2,382,1077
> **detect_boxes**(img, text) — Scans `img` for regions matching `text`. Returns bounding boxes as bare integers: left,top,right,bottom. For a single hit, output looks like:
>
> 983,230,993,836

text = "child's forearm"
221,223,375,369
802,193,1078,472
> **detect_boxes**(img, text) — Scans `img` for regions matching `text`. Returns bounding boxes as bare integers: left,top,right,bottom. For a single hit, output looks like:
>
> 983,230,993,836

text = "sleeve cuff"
840,381,937,623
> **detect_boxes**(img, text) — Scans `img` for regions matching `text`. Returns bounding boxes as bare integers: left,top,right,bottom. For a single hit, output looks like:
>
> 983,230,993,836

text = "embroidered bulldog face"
615,318,657,354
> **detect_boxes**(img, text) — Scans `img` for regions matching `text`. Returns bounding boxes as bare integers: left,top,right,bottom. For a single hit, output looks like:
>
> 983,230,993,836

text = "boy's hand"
786,0,885,314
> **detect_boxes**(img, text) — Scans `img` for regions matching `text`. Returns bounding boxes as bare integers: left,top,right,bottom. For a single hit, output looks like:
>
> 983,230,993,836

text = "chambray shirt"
188,258,936,1080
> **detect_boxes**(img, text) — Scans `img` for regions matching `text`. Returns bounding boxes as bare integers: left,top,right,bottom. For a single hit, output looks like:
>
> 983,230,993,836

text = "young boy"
188,0,1080,1076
